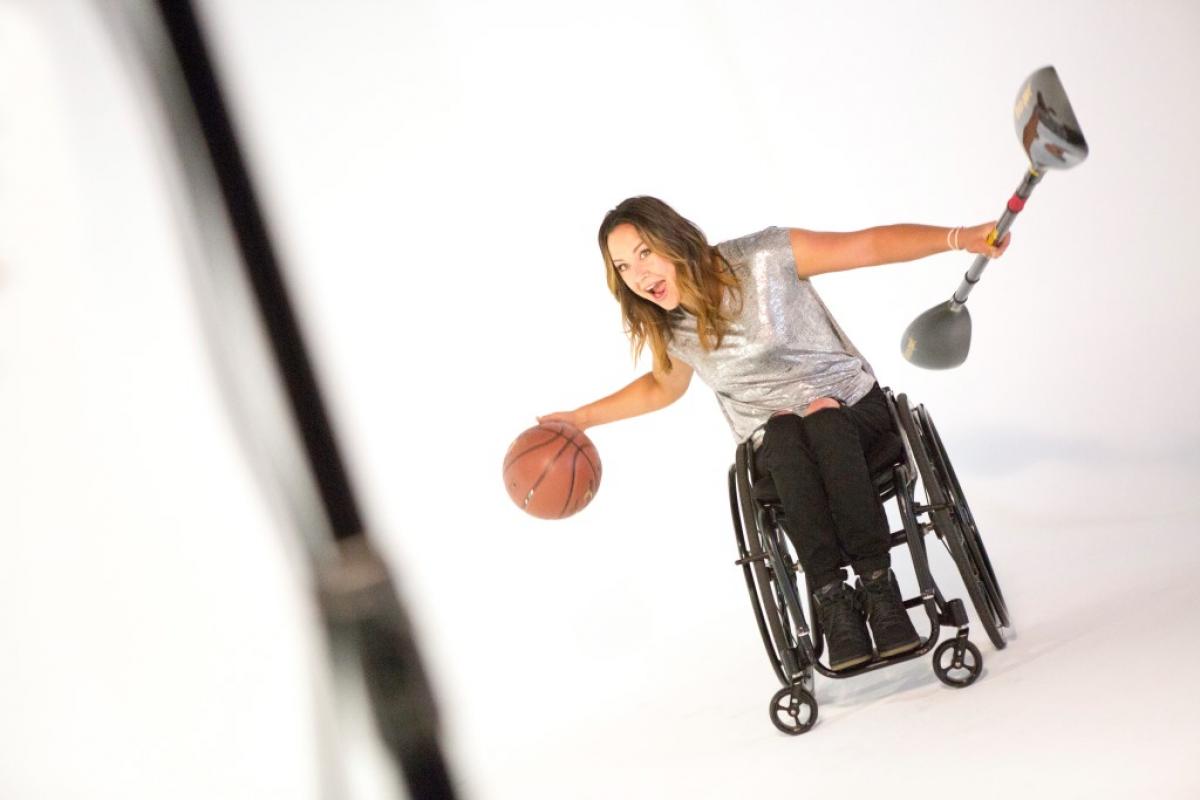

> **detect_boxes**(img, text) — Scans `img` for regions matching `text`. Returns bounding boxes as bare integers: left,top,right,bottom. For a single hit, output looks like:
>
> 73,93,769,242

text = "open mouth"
646,280,666,301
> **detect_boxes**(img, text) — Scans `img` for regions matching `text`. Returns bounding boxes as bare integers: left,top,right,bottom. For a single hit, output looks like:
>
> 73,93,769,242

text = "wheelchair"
728,388,1011,735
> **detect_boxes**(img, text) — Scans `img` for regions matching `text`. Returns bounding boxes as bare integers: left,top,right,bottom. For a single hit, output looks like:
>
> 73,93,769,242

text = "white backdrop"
3,0,1200,797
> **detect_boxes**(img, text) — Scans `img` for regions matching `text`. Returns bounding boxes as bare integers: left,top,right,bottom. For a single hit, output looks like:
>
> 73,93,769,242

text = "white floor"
440,461,1200,799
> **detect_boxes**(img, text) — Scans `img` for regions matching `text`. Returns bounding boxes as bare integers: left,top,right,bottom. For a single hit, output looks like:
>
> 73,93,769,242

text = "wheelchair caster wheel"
932,640,982,688
769,685,818,735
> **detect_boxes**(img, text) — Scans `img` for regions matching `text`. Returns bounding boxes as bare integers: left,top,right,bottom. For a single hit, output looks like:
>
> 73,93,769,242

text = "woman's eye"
639,249,649,259
616,264,626,272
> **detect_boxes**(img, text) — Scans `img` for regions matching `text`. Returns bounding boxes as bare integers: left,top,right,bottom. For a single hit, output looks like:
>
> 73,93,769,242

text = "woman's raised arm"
789,222,1011,278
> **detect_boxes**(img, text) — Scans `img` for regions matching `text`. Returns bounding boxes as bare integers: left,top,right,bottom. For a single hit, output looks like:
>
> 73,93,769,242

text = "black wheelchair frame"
728,388,1011,734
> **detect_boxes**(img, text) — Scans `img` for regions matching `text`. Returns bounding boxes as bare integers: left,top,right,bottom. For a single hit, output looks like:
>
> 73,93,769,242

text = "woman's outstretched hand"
537,410,589,430
958,221,1012,259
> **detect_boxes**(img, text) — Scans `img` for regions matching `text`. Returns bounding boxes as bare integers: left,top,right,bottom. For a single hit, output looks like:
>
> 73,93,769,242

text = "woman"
538,196,1010,671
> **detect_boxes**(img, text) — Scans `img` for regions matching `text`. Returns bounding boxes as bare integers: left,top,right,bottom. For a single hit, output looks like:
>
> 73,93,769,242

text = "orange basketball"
503,421,602,519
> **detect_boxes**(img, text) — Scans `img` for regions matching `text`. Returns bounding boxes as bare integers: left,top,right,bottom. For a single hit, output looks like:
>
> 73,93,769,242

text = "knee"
761,413,808,469
801,398,855,443
803,396,842,416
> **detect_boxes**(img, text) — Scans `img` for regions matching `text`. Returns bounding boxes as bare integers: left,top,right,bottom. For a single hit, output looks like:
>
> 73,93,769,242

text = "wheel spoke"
920,407,1011,629
902,400,1006,650
769,686,818,734
932,640,982,688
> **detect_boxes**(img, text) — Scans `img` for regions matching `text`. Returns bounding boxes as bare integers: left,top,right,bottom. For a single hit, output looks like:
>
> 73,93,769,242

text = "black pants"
753,383,893,591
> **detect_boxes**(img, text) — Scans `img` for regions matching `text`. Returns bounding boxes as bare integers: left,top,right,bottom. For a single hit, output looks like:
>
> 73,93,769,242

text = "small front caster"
932,639,982,688
769,685,818,735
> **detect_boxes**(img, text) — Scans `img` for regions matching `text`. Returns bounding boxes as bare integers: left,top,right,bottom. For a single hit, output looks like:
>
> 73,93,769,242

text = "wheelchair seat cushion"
751,430,905,505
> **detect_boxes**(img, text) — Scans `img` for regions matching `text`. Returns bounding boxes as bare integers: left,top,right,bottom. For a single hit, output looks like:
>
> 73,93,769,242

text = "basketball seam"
558,446,580,518
525,437,574,508
560,426,600,476
556,427,601,513
503,434,560,471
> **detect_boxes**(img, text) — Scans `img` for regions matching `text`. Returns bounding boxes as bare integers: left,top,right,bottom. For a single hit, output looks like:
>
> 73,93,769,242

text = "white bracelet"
945,225,964,250
947,226,963,251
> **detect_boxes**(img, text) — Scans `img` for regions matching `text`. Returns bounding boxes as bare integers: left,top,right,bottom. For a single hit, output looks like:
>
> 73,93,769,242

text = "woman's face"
607,223,680,310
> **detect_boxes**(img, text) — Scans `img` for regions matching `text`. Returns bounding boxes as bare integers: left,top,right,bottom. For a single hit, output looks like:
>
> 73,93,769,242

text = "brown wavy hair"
598,197,742,373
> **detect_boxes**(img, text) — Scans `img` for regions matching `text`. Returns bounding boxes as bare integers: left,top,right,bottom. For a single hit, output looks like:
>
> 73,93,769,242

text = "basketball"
503,421,602,519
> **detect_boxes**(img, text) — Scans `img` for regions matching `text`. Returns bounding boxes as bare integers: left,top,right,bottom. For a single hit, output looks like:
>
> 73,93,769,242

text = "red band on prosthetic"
1007,195,1027,213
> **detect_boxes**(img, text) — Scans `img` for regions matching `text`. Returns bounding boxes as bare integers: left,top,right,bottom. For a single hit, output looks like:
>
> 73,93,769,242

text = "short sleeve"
716,227,786,264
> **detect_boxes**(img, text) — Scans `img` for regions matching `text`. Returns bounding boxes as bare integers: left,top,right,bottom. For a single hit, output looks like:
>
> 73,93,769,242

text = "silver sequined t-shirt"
667,226,877,444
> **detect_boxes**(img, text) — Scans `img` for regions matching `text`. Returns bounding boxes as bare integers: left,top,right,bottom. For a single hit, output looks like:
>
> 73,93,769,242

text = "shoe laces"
817,585,863,638
861,574,906,625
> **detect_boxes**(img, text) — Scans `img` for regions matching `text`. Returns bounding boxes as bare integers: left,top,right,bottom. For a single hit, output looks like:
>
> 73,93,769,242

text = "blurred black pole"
98,1,459,797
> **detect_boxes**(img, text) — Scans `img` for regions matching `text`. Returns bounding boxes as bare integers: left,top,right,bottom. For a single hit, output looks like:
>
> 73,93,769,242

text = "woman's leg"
799,386,892,578
808,384,920,656
756,413,847,591
755,412,876,669
796,419,892,575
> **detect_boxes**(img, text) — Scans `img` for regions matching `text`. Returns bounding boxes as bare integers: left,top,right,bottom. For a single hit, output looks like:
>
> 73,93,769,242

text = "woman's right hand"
537,410,589,430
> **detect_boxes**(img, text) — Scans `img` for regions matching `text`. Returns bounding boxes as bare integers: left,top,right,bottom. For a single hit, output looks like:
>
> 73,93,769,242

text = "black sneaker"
813,581,873,671
858,568,921,658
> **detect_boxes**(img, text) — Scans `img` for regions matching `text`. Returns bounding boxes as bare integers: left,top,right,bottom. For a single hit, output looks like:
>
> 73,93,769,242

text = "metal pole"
949,169,1044,309
93,2,458,797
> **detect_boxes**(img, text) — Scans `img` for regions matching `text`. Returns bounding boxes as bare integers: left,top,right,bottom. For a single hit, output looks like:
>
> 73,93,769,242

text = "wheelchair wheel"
917,406,1011,629
730,456,803,686
932,639,982,688
896,395,1006,650
769,685,818,735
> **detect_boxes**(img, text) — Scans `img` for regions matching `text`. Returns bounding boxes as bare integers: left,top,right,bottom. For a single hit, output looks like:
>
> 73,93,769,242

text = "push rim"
918,406,1011,629
896,396,1006,650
